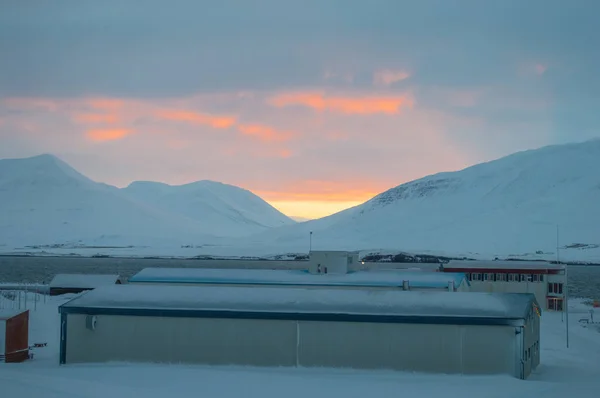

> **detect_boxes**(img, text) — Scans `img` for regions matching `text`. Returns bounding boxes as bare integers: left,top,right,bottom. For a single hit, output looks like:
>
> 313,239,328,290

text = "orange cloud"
373,69,410,87
87,129,132,142
269,92,413,115
73,113,120,124
237,123,293,142
157,110,236,129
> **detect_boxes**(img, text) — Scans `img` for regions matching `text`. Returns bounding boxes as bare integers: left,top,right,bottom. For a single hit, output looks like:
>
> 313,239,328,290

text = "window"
520,274,526,282
540,275,544,282
467,273,472,281
527,274,533,282
548,283,564,295
477,273,483,281
502,273,508,282
508,274,514,282
483,273,489,281
532,274,539,282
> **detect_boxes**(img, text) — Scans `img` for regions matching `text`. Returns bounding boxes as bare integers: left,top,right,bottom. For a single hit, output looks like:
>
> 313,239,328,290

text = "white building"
128,267,470,292
308,250,360,274
441,260,566,311
58,284,540,379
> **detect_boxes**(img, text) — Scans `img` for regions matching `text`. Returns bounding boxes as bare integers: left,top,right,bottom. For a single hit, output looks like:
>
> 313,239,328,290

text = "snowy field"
1,292,599,397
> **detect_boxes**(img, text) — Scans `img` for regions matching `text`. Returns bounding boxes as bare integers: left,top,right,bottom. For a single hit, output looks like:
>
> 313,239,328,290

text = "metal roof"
128,268,467,289
49,274,120,289
444,260,564,270
59,284,539,327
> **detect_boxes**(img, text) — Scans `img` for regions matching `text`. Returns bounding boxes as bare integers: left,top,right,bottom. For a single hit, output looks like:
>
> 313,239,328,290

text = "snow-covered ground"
1,292,599,397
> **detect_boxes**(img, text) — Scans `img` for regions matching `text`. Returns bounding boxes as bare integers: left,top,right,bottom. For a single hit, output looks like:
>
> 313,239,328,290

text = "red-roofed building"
441,260,566,311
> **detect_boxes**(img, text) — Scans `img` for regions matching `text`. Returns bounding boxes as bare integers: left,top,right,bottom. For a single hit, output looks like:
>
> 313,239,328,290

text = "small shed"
49,274,121,296
59,285,539,379
0,309,29,363
308,250,360,274
128,268,469,292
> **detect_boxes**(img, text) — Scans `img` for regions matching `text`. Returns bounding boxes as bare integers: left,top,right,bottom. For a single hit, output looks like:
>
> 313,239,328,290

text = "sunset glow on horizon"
1,1,599,219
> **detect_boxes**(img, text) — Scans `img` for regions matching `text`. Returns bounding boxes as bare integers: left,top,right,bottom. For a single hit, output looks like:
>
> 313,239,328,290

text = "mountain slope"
122,180,295,236
0,154,217,246
243,139,600,259
0,154,293,247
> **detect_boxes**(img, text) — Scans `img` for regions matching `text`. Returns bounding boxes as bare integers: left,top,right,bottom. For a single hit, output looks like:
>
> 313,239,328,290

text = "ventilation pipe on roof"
402,280,409,291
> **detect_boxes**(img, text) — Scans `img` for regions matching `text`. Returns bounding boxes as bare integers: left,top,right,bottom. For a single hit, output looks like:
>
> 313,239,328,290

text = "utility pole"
309,231,313,253
557,224,569,348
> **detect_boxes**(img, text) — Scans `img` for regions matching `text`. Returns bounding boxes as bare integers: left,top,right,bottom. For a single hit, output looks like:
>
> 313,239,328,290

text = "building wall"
522,306,541,378
309,251,352,274
299,321,517,376
452,270,566,311
65,314,297,366
467,280,547,309
64,313,527,378
455,280,470,292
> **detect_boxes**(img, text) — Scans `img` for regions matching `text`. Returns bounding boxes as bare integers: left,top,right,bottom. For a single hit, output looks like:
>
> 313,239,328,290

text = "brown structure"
0,310,30,363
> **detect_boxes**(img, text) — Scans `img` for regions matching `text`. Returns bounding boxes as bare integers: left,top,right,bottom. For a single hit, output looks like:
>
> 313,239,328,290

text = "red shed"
0,309,29,363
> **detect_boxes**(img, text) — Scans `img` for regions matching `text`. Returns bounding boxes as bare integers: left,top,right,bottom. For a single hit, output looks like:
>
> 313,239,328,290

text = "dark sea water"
0,256,598,299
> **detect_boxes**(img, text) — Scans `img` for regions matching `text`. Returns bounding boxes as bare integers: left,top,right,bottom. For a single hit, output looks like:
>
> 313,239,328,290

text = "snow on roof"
60,284,537,323
444,260,564,270
49,274,120,289
0,309,27,321
128,268,467,289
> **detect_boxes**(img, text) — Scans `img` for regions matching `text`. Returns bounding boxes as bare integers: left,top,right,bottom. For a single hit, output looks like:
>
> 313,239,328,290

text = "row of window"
467,273,544,282
525,340,539,363
548,282,563,295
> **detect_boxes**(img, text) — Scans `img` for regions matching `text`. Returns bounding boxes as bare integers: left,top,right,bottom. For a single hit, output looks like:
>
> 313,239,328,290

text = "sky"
1,0,599,219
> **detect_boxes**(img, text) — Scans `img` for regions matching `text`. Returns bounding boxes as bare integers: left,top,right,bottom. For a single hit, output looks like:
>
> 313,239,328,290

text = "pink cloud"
73,113,121,124
237,123,293,142
535,64,547,75
373,69,410,87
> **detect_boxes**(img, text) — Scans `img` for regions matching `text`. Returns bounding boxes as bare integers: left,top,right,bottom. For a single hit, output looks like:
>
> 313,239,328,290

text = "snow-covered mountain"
242,139,600,261
122,180,294,235
0,154,293,247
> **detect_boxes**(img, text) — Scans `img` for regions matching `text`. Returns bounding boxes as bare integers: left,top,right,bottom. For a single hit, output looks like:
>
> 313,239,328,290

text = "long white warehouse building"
127,268,470,292
59,285,540,379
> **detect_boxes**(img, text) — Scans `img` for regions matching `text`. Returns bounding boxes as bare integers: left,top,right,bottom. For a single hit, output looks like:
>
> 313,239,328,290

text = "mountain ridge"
0,154,295,246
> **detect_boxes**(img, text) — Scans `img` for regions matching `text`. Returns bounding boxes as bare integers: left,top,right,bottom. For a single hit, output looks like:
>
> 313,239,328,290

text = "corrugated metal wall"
66,314,297,366
65,313,522,377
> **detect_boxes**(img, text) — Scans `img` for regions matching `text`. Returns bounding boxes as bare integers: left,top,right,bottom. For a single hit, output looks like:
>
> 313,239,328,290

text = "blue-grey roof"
128,268,468,289
59,284,539,327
